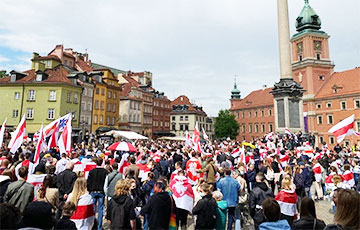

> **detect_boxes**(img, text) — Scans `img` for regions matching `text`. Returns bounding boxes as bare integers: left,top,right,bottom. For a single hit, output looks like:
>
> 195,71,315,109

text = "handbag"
169,195,176,230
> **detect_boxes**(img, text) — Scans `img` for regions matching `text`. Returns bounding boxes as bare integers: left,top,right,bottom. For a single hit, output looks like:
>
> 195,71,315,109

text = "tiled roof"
91,63,126,76
315,68,360,99
33,55,61,62
0,66,73,85
76,58,93,73
230,87,274,110
171,95,207,115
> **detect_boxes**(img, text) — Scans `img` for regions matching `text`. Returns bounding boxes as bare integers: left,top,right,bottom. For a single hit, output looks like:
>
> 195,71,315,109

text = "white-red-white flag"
312,162,322,182
328,114,360,143
70,193,95,230
192,122,201,153
0,118,6,148
47,122,59,149
170,175,195,213
34,124,46,166
285,128,292,136
43,113,71,137
185,131,192,148
185,157,202,185
58,118,72,154
8,115,26,154
202,127,209,140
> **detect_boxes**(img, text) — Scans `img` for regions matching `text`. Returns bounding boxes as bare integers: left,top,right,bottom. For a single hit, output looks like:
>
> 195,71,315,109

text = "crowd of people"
0,131,360,230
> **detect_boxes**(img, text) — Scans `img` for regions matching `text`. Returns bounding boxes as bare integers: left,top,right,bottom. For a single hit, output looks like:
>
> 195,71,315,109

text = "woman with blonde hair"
106,179,136,230
67,177,95,230
324,189,360,230
275,175,297,227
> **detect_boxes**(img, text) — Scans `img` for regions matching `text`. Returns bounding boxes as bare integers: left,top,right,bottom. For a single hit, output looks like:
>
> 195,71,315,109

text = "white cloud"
0,55,10,63
0,0,359,116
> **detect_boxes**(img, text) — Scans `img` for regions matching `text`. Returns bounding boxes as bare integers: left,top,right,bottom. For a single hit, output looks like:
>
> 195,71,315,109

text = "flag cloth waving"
202,127,209,140
34,124,45,166
58,118,72,154
8,115,26,154
192,122,201,152
170,175,194,213
0,118,6,148
328,114,360,143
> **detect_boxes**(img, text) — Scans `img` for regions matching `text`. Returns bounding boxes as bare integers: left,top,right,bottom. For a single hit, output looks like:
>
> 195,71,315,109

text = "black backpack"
111,197,129,228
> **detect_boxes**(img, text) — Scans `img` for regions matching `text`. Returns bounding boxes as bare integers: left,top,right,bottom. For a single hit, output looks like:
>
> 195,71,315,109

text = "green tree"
214,109,239,140
0,70,9,78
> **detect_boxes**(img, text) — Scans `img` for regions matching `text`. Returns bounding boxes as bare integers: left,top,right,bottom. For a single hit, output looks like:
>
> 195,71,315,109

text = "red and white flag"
342,170,355,188
192,122,201,153
285,128,292,136
8,115,26,154
72,160,84,172
84,162,97,179
43,113,72,137
275,189,298,218
170,175,195,213
185,157,202,185
328,114,360,143
47,122,59,149
34,124,46,166
0,118,6,148
312,162,322,182
202,127,209,141
137,162,151,182
70,193,95,230
58,118,72,154
185,131,192,148
27,173,47,197
280,154,289,168
118,153,130,174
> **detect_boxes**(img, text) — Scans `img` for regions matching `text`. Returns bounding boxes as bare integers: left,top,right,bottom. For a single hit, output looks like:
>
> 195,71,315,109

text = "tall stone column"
271,0,305,133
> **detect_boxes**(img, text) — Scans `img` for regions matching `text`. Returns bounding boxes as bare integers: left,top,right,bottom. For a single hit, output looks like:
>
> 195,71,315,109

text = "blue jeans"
91,192,105,230
228,207,236,230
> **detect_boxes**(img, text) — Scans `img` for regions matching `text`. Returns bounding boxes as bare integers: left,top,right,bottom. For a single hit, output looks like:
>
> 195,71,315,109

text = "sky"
0,0,359,116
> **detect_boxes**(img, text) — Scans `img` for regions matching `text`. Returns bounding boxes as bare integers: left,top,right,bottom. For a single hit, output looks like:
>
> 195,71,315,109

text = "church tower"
291,0,334,99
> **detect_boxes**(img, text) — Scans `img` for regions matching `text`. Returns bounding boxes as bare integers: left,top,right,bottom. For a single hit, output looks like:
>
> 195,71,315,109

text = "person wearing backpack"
293,165,305,207
104,162,123,199
213,190,228,230
106,179,136,230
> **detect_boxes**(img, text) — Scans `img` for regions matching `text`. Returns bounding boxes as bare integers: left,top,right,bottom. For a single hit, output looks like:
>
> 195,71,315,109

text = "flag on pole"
58,118,72,154
47,122,60,149
0,118,6,148
34,124,45,166
285,128,292,135
43,113,71,137
202,127,209,140
192,122,201,153
185,131,192,148
328,114,360,143
8,115,26,154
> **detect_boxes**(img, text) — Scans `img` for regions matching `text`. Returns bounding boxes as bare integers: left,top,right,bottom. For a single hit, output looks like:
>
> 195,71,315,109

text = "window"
64,60,67,66
73,93,78,103
242,112,245,118
49,90,56,101
249,124,253,133
72,111,76,120
106,116,110,125
185,116,188,121
112,104,116,112
107,103,111,112
249,111,252,118
100,101,104,110
83,88,87,96
94,115,98,124
172,123,176,131
101,89,105,95
180,116,183,121
67,92,72,103
255,111,258,117
12,110,19,118
341,101,346,110
108,91,112,99
80,115,85,122
96,88,99,94
354,100,360,109
261,124,265,133
319,136,324,144
316,103,321,109
14,92,20,100
26,108,34,119
356,121,360,132
242,124,246,133
329,136,335,145
317,116,323,125
269,123,273,132
269,109,272,116
87,102,92,111
113,92,117,99
344,140,350,147
327,114,333,124
180,124,184,131
99,115,103,124
48,109,55,120
28,90,35,101
316,53,321,60
95,100,99,110
172,116,175,121
318,75,325,81
326,102,332,108
261,110,264,117
255,124,259,133
112,117,115,125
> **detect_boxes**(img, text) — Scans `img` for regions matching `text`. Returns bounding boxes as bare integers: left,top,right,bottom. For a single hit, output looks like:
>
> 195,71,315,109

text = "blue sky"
0,0,359,116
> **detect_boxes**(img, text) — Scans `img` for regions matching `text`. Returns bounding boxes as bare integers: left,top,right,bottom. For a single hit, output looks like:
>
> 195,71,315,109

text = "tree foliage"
0,70,9,78
214,109,239,140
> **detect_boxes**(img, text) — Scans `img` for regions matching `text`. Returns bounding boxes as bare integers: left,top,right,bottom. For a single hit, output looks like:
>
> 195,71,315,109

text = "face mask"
199,192,206,197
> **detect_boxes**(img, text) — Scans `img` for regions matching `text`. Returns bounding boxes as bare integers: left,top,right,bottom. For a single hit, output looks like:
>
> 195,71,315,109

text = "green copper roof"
231,82,241,99
295,0,321,32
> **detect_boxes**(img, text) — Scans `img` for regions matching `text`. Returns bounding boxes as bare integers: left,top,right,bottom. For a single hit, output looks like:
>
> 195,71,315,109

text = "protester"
18,201,56,230
213,190,228,230
54,201,77,230
258,197,290,230
36,175,59,214
275,175,297,227
106,179,136,230
104,162,123,199
293,197,326,230
0,203,21,229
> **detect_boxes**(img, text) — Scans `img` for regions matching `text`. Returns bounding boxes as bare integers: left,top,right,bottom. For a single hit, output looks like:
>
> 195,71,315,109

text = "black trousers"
176,207,188,228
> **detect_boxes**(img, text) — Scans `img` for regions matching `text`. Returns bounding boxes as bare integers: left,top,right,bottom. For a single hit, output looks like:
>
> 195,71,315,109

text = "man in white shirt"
55,153,69,175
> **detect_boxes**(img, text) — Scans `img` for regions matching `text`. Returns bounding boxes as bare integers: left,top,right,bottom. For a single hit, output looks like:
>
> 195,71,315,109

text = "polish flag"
43,113,72,137
170,175,195,213
342,170,355,188
275,189,298,218
312,163,322,182
8,115,26,154
0,118,6,148
328,114,360,143
70,193,95,230
34,124,45,166
185,157,202,185
58,119,72,154
192,122,201,153
202,127,209,140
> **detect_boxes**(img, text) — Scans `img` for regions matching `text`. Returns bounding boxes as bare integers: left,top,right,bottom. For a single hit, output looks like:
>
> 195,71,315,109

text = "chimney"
262,84,267,90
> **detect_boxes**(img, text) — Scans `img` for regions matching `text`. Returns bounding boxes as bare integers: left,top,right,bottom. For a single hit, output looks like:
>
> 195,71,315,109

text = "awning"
103,130,148,140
